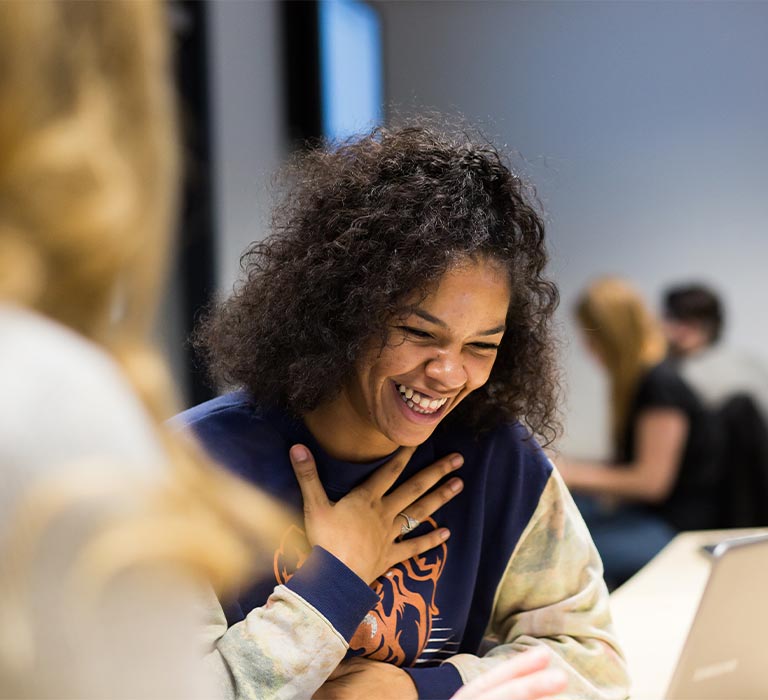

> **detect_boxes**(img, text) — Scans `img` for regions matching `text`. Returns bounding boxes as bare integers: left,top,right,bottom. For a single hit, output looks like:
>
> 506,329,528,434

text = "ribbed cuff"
404,663,464,699
284,546,379,641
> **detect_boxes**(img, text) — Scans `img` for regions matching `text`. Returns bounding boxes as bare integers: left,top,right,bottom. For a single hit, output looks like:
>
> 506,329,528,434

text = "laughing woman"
178,124,630,700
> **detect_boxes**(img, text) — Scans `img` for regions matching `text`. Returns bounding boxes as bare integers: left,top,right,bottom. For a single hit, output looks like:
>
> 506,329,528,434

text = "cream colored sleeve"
199,583,349,700
445,469,631,700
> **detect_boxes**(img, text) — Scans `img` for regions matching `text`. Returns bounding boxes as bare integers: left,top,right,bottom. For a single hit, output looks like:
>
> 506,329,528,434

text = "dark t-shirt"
620,361,725,531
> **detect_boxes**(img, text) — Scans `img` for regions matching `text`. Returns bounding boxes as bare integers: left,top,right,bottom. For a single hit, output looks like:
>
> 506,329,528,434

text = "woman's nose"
424,349,467,390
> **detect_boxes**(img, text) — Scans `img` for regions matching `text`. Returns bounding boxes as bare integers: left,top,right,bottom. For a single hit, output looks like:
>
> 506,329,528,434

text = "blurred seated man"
663,284,768,420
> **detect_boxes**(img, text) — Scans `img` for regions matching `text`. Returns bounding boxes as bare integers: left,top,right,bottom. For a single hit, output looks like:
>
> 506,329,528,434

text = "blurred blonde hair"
0,0,285,608
575,277,667,451
0,0,174,348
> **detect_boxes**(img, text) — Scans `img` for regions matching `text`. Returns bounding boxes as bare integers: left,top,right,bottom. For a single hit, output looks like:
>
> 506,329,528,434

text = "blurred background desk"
609,528,768,699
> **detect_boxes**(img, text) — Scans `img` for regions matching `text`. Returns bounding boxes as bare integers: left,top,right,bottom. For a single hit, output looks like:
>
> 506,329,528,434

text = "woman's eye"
398,326,432,339
469,342,500,351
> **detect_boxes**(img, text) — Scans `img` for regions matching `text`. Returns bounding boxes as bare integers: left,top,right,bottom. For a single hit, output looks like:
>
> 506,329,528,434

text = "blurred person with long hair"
0,3,599,700
0,1,303,697
558,278,724,585
177,124,630,700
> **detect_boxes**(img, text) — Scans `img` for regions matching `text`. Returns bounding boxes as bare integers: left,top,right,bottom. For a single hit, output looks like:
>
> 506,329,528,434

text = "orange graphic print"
273,524,311,584
273,519,447,667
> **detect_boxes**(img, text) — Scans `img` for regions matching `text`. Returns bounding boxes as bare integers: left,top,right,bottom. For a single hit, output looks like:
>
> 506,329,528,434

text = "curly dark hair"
196,121,561,443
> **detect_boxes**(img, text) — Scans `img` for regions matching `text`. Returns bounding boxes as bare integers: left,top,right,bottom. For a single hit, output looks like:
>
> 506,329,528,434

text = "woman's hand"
289,444,463,584
452,647,568,700
312,658,417,700
313,648,567,700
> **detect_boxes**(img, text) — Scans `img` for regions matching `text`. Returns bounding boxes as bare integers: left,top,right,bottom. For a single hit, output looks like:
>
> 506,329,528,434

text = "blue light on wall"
319,0,383,142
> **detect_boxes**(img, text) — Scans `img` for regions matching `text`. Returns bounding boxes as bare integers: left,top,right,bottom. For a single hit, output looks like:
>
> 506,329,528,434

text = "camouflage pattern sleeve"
199,583,349,700
446,468,631,700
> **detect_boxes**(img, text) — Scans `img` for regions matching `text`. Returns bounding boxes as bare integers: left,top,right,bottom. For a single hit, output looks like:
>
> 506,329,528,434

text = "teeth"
396,382,448,414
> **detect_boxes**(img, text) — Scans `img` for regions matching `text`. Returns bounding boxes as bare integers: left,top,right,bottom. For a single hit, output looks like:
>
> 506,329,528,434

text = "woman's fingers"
385,452,464,513
290,446,464,584
392,477,463,537
391,527,451,565
289,444,330,513
461,669,568,700
452,648,568,700
512,667,568,700
361,445,417,497
454,648,549,697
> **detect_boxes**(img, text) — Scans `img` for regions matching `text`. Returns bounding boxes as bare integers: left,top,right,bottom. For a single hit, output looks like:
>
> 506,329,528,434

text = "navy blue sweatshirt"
176,392,628,700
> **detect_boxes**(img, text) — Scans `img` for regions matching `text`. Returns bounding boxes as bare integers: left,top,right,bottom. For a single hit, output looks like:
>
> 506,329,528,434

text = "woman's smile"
395,382,449,414
391,380,450,422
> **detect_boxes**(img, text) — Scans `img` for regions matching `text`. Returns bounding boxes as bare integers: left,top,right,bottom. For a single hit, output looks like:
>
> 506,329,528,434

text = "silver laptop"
666,532,768,699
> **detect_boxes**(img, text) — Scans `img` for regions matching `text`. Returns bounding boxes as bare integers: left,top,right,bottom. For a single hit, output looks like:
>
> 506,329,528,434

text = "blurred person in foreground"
0,1,290,697
558,278,725,586
663,283,768,421
0,2,573,699
176,123,629,700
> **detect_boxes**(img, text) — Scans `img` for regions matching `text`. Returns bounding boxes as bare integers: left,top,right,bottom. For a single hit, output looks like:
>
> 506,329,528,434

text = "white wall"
208,0,286,296
374,0,768,456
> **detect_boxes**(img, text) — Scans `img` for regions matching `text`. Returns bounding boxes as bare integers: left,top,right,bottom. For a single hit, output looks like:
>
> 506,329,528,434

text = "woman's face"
341,258,512,454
